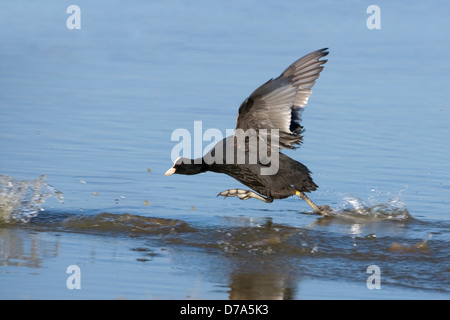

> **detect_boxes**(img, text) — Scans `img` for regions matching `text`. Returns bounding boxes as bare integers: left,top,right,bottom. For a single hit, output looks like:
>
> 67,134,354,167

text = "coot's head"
165,157,205,176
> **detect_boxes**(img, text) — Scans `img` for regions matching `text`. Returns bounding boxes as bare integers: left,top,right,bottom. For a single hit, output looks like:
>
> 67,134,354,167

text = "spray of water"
334,190,412,221
0,175,64,223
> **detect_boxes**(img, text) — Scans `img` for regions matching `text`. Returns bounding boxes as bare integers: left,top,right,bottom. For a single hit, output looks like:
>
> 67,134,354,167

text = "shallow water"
1,1,449,299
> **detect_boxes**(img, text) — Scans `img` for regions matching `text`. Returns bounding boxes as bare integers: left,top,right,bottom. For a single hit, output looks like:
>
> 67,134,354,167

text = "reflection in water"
216,218,300,299
229,272,296,300
0,228,59,269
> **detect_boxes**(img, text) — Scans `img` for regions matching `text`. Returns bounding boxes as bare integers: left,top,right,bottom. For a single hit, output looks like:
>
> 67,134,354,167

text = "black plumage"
165,49,329,215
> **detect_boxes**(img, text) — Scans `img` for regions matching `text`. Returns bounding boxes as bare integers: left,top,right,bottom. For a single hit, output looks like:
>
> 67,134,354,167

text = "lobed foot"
317,205,333,215
217,189,273,203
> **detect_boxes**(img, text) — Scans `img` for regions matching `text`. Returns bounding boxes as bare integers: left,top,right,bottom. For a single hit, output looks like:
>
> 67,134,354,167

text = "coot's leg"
217,189,273,203
296,191,330,216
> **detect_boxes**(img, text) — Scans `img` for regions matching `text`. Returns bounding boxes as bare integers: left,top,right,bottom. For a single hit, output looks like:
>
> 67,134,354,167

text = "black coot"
165,49,330,215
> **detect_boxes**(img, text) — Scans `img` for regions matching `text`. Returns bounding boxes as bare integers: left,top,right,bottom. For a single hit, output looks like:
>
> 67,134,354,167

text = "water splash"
0,175,64,223
327,193,412,221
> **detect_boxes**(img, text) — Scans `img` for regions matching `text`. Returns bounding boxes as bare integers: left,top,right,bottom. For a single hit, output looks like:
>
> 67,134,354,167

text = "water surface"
1,1,449,299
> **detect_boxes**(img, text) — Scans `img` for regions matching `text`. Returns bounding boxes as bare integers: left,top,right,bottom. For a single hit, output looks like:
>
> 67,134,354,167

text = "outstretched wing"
235,48,328,149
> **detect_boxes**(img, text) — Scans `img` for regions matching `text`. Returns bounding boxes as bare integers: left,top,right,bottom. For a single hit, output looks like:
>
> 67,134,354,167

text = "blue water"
1,1,449,299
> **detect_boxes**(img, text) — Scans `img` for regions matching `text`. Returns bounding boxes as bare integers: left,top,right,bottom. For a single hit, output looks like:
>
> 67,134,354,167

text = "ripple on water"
61,212,195,235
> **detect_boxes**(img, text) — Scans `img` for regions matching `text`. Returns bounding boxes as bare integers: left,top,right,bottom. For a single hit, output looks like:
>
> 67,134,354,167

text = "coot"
165,49,329,215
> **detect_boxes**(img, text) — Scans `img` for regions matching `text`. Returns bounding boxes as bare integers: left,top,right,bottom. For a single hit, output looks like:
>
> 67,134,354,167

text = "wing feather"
235,48,328,149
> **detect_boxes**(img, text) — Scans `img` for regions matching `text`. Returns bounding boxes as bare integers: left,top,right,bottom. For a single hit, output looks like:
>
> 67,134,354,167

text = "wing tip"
314,47,330,62
282,48,329,78
318,47,329,56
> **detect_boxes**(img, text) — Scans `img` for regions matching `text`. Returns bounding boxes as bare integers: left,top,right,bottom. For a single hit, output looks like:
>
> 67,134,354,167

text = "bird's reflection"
213,217,302,300
228,270,296,300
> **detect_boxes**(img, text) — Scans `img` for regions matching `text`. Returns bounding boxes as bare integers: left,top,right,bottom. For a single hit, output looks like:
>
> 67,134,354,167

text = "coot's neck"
190,157,210,173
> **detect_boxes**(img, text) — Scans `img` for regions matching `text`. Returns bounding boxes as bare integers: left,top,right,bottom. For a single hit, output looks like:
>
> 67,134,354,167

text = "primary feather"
235,48,328,149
